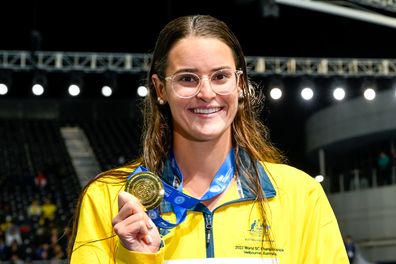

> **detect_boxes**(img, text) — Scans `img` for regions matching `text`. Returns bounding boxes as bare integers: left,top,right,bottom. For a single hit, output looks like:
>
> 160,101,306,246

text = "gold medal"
125,171,164,210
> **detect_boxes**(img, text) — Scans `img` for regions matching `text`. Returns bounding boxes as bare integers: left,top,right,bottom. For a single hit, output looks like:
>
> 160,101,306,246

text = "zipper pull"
205,215,212,245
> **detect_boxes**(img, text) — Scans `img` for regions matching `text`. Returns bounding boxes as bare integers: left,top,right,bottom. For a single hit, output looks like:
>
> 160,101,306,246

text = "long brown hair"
68,14,285,259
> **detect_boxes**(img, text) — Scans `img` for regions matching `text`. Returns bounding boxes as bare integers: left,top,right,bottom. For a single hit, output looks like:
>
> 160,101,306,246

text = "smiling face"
152,36,240,144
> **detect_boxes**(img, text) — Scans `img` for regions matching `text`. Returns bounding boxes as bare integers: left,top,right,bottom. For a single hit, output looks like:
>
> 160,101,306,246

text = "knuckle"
138,220,146,232
113,223,120,234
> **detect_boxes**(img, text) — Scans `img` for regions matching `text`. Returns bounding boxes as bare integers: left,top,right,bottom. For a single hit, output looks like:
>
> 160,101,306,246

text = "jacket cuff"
116,241,165,264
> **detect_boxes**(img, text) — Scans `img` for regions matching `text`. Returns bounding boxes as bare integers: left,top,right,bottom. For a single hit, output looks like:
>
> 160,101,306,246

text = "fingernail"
147,219,154,230
146,235,153,244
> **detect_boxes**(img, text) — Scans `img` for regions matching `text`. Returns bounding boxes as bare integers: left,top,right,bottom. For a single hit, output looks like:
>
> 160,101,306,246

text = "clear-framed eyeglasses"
165,69,243,99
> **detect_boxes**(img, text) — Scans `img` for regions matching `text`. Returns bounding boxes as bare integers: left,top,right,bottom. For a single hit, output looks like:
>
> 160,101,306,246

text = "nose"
196,77,216,100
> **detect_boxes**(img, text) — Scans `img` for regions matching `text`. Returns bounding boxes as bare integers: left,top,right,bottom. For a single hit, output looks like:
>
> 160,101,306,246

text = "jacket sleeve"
304,181,349,263
116,241,165,264
70,181,165,263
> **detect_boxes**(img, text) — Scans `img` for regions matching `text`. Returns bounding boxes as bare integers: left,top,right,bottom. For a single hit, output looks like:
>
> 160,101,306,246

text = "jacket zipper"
204,213,214,258
201,199,256,258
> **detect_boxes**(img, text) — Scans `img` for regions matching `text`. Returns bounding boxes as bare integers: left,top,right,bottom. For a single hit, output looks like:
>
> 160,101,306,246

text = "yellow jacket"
70,161,348,263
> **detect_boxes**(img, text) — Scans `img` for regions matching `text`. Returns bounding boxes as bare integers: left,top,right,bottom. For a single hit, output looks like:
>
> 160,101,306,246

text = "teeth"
193,108,221,114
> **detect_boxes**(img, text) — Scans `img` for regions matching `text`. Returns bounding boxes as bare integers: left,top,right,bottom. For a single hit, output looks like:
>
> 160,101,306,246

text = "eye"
175,73,199,87
211,70,232,83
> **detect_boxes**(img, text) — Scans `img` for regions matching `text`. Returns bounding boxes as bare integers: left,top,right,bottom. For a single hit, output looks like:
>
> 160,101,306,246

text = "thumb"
118,191,140,211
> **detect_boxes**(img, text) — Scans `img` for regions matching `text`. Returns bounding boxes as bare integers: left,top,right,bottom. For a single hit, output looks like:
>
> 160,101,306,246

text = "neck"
172,133,233,196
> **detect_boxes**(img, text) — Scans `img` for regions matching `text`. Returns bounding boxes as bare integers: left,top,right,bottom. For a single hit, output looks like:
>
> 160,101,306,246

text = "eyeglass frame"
163,69,243,99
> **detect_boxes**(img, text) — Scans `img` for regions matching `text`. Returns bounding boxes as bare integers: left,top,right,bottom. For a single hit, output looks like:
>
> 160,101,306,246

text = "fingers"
113,213,153,244
112,191,160,251
114,191,157,236
113,192,145,225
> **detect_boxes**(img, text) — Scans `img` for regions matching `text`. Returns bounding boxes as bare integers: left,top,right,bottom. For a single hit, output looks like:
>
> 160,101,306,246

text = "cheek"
229,95,240,112
167,98,187,118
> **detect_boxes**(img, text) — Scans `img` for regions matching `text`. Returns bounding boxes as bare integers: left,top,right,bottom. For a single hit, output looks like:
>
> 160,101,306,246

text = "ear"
237,73,244,96
152,74,167,101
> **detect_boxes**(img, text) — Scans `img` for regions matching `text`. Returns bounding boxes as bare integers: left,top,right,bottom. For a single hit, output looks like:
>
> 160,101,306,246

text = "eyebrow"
170,66,233,75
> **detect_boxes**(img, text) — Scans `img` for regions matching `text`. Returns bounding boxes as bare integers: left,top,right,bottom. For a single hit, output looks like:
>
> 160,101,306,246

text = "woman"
68,15,348,263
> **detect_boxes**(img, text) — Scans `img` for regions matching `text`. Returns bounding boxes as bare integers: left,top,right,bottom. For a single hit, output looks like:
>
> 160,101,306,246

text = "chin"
193,129,229,142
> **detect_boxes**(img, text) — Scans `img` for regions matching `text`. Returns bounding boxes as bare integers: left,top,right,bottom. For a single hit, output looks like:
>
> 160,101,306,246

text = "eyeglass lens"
171,70,239,98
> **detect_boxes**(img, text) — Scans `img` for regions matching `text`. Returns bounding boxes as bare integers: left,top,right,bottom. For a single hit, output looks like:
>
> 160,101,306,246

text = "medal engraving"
125,171,164,210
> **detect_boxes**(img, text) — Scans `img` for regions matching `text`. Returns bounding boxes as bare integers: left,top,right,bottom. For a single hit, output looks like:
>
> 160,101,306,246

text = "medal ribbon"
126,148,235,229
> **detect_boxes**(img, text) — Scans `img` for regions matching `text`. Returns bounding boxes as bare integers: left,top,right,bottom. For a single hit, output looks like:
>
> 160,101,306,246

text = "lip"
188,106,224,115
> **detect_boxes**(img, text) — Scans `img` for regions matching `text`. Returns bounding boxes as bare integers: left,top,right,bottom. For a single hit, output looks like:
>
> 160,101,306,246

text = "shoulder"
262,162,314,181
78,163,141,216
261,162,320,194
84,163,139,196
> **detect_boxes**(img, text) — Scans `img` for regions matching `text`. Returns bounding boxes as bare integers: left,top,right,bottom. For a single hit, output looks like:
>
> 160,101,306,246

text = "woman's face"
153,36,241,143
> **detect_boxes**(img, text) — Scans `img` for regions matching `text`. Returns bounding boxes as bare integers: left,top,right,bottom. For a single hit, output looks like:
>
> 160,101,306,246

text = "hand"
112,191,161,253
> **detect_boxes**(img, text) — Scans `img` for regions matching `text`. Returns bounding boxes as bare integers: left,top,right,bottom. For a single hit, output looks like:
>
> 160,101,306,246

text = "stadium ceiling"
2,1,396,77
275,0,396,28
1,50,396,77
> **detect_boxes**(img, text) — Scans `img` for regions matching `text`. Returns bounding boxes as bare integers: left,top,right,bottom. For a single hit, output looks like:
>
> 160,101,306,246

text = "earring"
239,90,244,99
157,97,165,105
